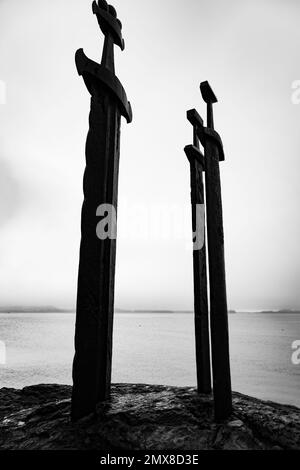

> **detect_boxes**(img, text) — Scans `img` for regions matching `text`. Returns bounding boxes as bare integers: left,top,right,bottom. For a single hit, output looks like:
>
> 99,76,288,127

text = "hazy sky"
0,0,299,310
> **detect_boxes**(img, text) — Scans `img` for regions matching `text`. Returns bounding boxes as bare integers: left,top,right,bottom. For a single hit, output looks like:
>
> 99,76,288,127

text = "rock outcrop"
0,384,299,450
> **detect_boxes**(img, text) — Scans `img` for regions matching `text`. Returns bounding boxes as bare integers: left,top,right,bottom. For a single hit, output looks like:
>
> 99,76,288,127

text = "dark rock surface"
0,383,299,450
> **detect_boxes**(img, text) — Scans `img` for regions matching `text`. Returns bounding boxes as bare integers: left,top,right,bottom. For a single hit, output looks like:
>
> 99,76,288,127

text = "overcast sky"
0,0,299,311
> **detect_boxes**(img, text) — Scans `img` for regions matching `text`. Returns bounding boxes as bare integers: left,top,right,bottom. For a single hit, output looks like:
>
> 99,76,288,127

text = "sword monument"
184,82,232,421
184,110,212,395
71,0,132,421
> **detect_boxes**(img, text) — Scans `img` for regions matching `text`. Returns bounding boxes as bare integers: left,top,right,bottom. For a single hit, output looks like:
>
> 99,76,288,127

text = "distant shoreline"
0,308,300,314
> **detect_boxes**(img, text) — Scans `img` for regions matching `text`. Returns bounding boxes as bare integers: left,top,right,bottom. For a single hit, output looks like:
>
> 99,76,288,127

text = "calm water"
0,312,299,407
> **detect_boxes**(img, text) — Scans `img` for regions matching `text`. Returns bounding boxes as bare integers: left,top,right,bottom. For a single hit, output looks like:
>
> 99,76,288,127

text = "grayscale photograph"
0,0,299,461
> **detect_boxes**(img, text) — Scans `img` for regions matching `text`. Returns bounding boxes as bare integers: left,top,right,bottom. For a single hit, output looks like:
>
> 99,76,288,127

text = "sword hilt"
185,109,205,169
200,81,217,130
92,1,125,73
93,1,124,50
187,109,204,150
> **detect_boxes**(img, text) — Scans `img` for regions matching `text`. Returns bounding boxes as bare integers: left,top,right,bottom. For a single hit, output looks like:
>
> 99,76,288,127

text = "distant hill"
2,307,297,315
116,309,236,314
114,309,188,314
0,307,189,314
0,306,74,313
259,309,300,314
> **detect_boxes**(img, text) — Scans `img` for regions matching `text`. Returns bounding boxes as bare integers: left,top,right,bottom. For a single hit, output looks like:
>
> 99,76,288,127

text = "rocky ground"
0,383,299,450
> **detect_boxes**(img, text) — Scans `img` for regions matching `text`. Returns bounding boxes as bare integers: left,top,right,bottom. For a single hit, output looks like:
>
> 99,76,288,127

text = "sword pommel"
92,1,125,51
200,81,218,104
187,109,204,129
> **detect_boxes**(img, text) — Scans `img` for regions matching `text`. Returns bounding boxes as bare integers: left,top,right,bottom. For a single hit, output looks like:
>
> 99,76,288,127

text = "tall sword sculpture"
71,0,132,421
184,110,212,395
198,81,232,421
184,82,232,421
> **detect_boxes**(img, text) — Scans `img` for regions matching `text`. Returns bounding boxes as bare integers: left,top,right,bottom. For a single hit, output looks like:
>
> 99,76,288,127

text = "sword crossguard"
197,127,225,162
186,108,204,150
184,145,205,169
185,108,224,161
75,49,132,123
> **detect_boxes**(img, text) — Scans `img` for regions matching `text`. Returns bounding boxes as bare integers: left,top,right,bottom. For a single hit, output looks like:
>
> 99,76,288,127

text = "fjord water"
0,312,299,407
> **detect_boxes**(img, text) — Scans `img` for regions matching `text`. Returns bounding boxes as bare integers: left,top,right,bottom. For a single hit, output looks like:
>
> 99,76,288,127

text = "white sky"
0,0,299,310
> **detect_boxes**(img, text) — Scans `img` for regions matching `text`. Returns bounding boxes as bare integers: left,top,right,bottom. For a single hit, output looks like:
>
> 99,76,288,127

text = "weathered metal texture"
184,109,211,395
198,82,232,421
71,1,131,421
